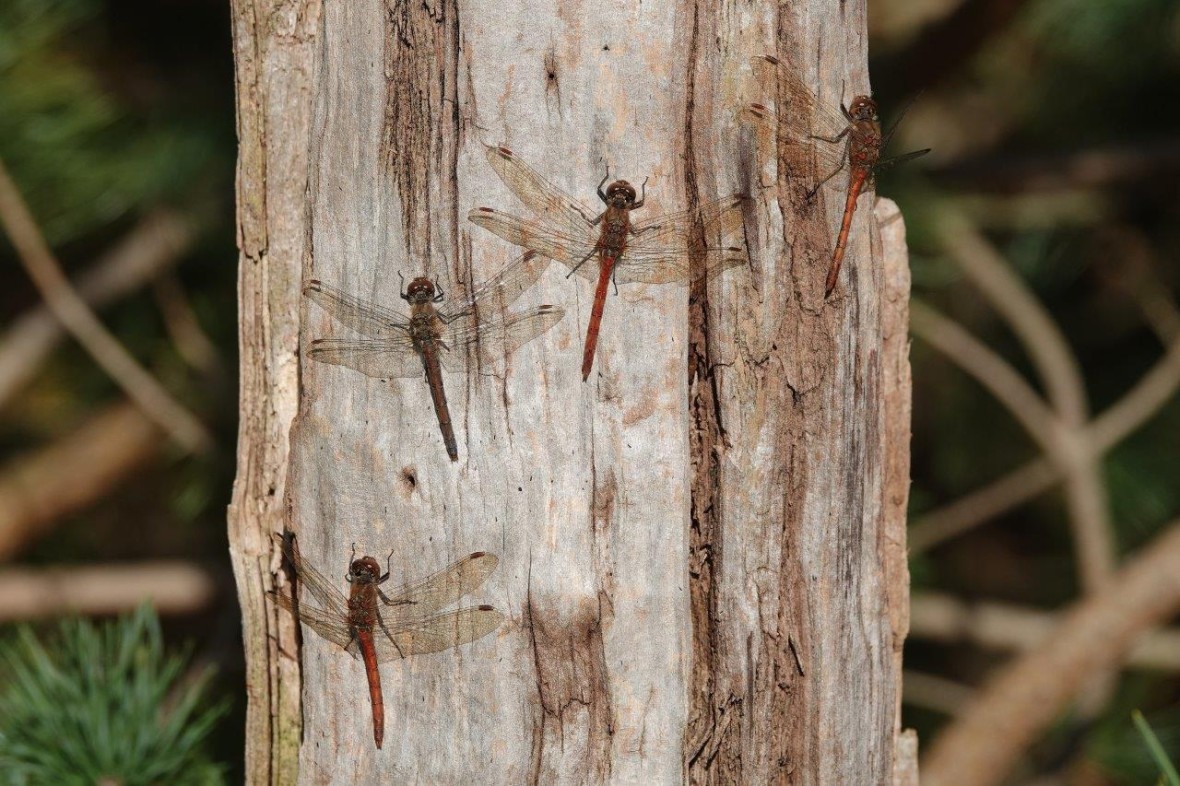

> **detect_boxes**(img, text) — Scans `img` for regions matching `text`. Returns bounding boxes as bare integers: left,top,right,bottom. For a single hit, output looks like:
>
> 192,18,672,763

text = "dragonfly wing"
307,338,424,379
629,193,749,247
269,592,354,651
484,145,598,234
873,148,931,171
743,104,848,174
372,607,504,661
440,305,565,370
751,55,852,137
440,251,553,321
468,208,600,282
273,534,349,617
303,280,412,338
381,552,499,619
614,245,748,285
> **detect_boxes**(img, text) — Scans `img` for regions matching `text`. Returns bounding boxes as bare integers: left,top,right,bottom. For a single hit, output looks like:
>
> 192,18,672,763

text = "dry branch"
0,159,211,453
0,401,162,560
922,520,1180,786
0,209,194,407
911,592,1180,671
0,561,216,621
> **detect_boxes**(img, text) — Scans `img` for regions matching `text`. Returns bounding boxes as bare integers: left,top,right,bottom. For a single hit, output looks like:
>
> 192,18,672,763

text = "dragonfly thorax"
605,180,637,209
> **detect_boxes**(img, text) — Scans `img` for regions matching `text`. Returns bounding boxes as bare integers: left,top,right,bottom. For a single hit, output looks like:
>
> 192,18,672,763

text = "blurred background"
0,0,1176,782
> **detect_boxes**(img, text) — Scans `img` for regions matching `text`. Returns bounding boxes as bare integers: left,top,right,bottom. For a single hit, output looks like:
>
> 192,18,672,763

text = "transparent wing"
306,337,423,379
380,552,499,619
438,251,553,321
483,144,598,234
438,305,565,371
469,207,600,281
273,534,348,616
370,606,504,661
303,279,412,338
268,592,354,650
750,54,852,139
612,246,748,285
743,103,848,174
628,193,749,248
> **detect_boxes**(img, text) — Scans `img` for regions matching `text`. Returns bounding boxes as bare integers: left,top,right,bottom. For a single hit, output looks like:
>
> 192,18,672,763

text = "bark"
229,0,913,782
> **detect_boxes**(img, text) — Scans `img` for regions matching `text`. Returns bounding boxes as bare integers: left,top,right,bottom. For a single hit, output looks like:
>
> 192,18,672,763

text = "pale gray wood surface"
230,0,913,782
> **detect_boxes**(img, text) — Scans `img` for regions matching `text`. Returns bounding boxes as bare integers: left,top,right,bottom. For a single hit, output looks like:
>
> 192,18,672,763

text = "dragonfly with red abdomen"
468,144,748,380
269,535,502,749
304,250,563,461
747,55,930,296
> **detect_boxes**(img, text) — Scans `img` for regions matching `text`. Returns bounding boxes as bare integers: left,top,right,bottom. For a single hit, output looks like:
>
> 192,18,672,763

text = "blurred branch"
152,273,221,374
0,562,216,621
902,670,975,716
0,402,162,560
930,208,1114,597
0,159,212,453
911,246,1180,552
910,300,1061,450
0,209,194,408
909,459,1055,552
922,520,1180,786
911,592,1180,671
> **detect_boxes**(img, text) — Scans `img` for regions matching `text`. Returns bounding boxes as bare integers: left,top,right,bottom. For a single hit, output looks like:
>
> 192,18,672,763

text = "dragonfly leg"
810,126,849,145
398,272,411,302
612,266,619,297
376,610,406,659
566,247,598,279
807,150,849,201
380,550,393,582
597,166,611,204
432,279,445,303
631,176,648,210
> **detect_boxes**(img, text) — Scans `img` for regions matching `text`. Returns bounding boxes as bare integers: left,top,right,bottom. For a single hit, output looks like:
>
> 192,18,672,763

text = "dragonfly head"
401,276,439,304
347,556,384,585
849,95,878,123
605,180,638,209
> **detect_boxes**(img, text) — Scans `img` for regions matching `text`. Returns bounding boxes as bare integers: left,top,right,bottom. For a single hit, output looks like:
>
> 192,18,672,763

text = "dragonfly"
748,55,929,296
269,535,503,749
468,144,748,381
304,250,563,461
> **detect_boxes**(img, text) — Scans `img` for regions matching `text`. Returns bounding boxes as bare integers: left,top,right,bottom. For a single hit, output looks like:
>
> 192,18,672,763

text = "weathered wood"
229,0,913,782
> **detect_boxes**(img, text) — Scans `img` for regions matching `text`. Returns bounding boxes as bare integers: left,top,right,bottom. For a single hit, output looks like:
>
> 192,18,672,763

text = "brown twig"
910,300,1062,451
910,269,1180,553
0,561,217,621
910,592,1180,671
0,159,212,453
931,208,1115,595
922,520,1180,786
0,209,193,407
0,401,162,560
152,272,221,373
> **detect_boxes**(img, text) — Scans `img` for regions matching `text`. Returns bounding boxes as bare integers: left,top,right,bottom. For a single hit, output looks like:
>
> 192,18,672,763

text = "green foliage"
1133,710,1180,786
0,605,227,785
0,0,218,244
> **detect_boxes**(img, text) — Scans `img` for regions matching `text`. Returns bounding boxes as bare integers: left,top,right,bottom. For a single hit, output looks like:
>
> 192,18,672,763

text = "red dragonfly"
269,535,502,749
468,144,748,380
304,251,562,461
748,55,929,296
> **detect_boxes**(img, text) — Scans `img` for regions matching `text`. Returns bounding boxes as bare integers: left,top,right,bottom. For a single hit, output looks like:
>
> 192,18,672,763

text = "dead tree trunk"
228,0,914,783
